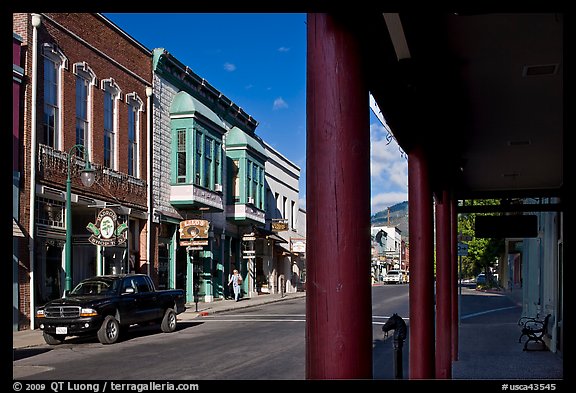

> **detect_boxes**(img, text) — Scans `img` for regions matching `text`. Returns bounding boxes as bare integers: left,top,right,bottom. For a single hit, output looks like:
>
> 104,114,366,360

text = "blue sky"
103,13,407,214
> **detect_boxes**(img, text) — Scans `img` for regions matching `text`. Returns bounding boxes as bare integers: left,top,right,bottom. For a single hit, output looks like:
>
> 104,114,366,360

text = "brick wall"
13,13,153,329
40,13,151,179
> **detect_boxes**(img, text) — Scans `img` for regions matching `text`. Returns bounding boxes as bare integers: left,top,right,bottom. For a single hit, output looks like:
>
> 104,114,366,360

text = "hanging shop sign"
271,219,289,232
180,239,209,247
290,238,306,253
179,219,210,239
86,208,127,247
179,219,209,247
242,232,256,241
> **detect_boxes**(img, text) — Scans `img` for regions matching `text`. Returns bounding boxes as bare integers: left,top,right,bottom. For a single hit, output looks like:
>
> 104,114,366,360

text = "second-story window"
252,164,258,205
126,93,142,177
103,90,114,167
215,142,221,186
275,192,280,216
73,62,96,159
177,129,187,183
204,136,213,189
128,104,137,176
75,75,89,157
41,43,67,150
247,160,252,200
195,131,202,185
102,79,120,170
245,160,264,209
43,58,59,149
260,167,265,210
232,160,240,202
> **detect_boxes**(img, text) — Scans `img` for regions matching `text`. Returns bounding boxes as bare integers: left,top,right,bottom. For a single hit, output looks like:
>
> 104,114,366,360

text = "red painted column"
408,145,435,379
450,193,459,361
435,189,452,378
306,13,372,379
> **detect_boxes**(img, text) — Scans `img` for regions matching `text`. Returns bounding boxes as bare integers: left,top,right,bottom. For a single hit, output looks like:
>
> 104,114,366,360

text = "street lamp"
65,144,95,291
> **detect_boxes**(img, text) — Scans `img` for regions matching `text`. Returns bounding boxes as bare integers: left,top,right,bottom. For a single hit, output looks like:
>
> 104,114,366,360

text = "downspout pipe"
29,13,42,330
145,86,153,277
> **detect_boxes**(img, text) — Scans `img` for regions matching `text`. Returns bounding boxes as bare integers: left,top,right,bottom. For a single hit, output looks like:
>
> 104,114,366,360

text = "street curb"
181,292,307,320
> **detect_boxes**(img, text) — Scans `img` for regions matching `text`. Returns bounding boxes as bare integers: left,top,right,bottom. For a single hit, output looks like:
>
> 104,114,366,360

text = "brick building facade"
13,13,307,330
13,13,153,330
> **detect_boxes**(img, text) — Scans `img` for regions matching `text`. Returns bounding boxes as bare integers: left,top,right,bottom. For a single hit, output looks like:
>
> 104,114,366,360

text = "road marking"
202,314,305,317
199,318,306,322
198,314,409,325
461,306,519,320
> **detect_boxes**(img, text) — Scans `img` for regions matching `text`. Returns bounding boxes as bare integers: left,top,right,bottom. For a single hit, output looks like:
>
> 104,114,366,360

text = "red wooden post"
451,193,459,361
435,188,452,378
408,145,435,379
306,13,373,379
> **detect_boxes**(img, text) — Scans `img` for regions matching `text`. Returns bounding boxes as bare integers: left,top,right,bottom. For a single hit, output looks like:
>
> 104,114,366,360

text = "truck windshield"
70,279,119,296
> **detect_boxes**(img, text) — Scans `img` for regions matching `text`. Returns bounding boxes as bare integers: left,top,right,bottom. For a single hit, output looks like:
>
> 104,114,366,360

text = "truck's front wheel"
97,315,120,344
43,331,65,345
161,308,177,333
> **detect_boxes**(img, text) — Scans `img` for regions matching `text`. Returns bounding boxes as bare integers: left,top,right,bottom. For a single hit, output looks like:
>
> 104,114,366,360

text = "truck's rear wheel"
43,331,65,345
161,308,177,333
97,315,120,344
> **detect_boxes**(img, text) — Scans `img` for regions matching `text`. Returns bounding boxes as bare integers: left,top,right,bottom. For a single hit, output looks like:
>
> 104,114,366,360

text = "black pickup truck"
36,274,186,345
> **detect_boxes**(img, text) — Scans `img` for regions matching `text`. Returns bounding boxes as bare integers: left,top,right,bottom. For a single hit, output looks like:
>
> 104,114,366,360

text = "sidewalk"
452,287,563,379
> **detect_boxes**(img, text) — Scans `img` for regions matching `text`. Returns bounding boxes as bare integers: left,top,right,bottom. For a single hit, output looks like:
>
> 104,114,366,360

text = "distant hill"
371,201,409,241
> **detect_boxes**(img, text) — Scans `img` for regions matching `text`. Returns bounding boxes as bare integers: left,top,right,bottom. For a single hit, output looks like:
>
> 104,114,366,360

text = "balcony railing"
37,144,147,207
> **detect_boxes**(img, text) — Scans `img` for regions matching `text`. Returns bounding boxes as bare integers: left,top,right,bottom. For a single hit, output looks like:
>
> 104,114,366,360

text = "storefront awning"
13,218,25,237
254,227,287,243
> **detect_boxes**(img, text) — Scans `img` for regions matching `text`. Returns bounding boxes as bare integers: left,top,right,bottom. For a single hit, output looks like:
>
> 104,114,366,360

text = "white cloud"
371,192,408,214
245,84,253,90
223,62,236,72
273,97,288,110
370,122,407,187
278,46,290,52
299,196,306,211
370,121,408,213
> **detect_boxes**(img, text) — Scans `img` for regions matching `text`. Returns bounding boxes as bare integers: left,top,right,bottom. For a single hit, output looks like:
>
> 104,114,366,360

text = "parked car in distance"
476,273,487,285
36,274,186,345
383,270,407,284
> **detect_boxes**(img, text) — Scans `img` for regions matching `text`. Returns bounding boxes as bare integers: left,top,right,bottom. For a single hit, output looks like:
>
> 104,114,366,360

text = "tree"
458,199,505,283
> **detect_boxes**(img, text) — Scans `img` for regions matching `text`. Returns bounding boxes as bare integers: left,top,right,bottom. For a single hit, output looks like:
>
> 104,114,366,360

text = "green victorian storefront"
151,48,268,303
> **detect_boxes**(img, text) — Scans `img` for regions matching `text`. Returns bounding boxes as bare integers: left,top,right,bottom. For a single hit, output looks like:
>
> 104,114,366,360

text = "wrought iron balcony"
37,144,147,208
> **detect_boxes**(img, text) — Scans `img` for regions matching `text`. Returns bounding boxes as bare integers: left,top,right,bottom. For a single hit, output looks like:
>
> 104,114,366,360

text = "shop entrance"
175,245,188,297
45,244,63,301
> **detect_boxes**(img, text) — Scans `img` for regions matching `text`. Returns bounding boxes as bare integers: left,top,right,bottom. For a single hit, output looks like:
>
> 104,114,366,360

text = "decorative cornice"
153,48,259,133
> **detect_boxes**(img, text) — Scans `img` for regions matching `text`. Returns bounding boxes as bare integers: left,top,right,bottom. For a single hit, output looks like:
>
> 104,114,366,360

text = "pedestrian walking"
228,269,243,301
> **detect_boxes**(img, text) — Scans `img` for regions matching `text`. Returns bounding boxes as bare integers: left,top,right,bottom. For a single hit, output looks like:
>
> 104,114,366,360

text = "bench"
518,313,551,351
